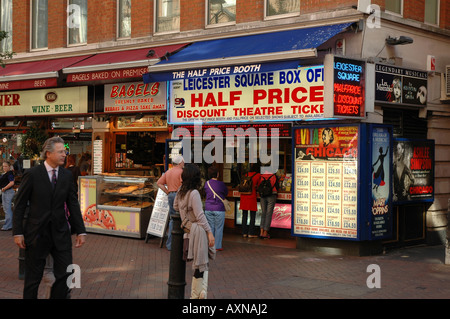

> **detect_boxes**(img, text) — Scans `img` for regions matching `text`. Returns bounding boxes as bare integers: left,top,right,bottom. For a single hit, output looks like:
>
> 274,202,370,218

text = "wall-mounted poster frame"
291,124,394,241
392,138,435,205
292,124,362,240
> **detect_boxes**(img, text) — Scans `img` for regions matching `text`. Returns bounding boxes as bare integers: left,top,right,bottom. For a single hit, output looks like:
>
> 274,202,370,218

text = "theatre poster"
292,124,394,241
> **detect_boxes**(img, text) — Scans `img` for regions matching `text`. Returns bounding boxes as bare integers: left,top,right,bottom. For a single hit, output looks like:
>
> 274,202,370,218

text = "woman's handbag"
207,181,231,212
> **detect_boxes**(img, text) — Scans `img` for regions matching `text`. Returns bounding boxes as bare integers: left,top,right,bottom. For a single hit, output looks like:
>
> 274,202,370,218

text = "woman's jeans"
241,210,256,236
260,194,277,231
166,192,177,250
2,188,14,230
205,210,225,249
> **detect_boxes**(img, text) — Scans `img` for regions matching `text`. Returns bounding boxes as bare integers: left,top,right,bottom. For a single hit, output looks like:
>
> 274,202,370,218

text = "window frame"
385,0,403,17
424,0,440,26
264,0,300,21
154,0,180,35
30,0,48,51
0,0,13,52
205,0,236,29
66,0,88,47
117,0,132,39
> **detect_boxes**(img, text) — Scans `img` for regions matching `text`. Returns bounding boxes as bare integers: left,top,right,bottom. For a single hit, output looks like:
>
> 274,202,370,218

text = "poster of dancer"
370,126,392,239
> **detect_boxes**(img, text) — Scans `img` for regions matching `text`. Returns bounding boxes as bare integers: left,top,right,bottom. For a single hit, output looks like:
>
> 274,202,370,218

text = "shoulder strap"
207,181,225,202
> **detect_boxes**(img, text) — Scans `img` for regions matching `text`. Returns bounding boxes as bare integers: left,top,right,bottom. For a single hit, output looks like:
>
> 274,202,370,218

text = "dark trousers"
23,228,72,299
242,210,256,235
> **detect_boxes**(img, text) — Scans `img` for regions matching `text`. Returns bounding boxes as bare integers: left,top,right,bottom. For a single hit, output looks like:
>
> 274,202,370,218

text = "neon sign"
333,57,365,117
324,55,366,119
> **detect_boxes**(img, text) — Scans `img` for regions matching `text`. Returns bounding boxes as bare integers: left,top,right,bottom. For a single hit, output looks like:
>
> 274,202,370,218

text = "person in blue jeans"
204,166,228,251
157,155,184,250
259,170,278,239
1,161,15,231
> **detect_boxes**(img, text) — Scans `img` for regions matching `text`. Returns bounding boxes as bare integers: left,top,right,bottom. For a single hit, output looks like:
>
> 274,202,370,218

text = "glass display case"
97,175,156,211
79,175,156,238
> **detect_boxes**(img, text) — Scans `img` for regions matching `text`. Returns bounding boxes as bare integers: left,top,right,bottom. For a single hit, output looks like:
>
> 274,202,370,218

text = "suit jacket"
13,163,86,250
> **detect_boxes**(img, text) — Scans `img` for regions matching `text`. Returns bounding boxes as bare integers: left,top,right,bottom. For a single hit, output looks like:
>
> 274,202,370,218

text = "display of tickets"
293,125,359,239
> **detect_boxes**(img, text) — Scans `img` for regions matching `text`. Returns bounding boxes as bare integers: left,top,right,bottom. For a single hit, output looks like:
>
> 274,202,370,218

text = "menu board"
293,126,359,239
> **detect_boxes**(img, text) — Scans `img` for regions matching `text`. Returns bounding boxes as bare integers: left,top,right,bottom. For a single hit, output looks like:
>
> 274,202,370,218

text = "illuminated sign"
375,64,428,107
324,55,366,119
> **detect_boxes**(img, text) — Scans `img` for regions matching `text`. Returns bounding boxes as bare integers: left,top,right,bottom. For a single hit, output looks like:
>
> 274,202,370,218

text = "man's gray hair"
41,136,65,160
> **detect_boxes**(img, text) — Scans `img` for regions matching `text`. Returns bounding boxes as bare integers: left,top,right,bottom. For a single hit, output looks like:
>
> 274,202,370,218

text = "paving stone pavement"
1,227,449,302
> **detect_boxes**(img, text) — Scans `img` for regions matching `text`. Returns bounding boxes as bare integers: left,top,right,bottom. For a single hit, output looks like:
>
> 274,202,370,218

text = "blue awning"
143,22,353,83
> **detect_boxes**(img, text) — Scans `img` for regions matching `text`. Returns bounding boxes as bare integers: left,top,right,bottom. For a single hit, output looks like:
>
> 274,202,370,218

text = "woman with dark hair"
204,165,228,251
174,163,215,299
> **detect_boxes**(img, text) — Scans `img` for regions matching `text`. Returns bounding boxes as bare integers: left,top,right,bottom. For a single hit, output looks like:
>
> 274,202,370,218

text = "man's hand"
14,235,26,249
75,234,86,248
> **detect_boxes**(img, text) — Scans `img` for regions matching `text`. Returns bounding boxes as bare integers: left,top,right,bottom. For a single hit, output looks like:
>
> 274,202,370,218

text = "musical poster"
293,125,359,239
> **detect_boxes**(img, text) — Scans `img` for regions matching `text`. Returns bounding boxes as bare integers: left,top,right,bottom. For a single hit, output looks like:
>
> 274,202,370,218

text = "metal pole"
445,199,450,265
167,213,186,298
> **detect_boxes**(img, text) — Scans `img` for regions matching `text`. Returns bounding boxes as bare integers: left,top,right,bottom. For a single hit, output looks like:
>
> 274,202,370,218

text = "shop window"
118,0,131,38
0,0,12,52
155,0,180,33
31,0,48,50
424,0,439,25
50,117,92,130
67,0,87,45
385,0,403,16
207,0,236,26
265,0,299,19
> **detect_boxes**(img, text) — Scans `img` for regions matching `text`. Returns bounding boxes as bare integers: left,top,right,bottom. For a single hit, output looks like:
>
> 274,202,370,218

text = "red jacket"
239,172,260,212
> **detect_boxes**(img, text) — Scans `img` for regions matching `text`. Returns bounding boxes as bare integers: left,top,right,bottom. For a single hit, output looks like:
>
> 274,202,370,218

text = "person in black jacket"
13,136,86,299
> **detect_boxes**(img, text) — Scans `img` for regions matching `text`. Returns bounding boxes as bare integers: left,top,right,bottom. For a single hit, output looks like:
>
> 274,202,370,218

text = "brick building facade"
1,0,449,250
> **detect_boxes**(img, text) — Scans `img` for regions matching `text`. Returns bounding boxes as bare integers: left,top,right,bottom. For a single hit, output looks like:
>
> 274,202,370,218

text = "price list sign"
293,126,359,239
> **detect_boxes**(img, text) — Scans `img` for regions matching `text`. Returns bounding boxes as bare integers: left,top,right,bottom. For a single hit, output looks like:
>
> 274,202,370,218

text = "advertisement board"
169,66,325,124
375,64,428,106
0,86,88,117
292,125,360,239
104,81,167,113
369,125,393,240
392,138,435,204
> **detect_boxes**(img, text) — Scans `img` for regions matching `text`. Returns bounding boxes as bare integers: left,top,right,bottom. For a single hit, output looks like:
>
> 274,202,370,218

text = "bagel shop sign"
0,86,88,117
168,66,325,124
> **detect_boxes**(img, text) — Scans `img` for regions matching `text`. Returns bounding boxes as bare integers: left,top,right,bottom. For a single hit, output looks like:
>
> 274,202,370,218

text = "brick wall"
181,0,204,31
48,1,66,49
11,0,29,53
8,0,450,54
132,0,153,37
88,0,116,43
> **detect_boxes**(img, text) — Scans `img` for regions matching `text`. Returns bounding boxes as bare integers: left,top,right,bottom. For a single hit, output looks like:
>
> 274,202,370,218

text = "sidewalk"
1,225,449,300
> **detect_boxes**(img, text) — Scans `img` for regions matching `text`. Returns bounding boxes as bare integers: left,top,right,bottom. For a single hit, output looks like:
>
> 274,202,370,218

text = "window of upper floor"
31,0,48,50
265,0,300,20
0,0,12,52
118,0,131,39
155,0,180,34
424,0,439,26
385,0,403,16
207,0,236,27
67,0,87,46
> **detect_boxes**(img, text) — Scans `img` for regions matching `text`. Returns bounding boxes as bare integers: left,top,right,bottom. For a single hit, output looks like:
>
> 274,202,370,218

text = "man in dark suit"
13,136,86,299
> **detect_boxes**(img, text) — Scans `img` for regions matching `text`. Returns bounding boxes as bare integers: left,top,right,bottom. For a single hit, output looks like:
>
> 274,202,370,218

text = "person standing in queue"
239,163,260,238
12,136,86,299
204,165,228,251
157,154,184,251
259,168,278,239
